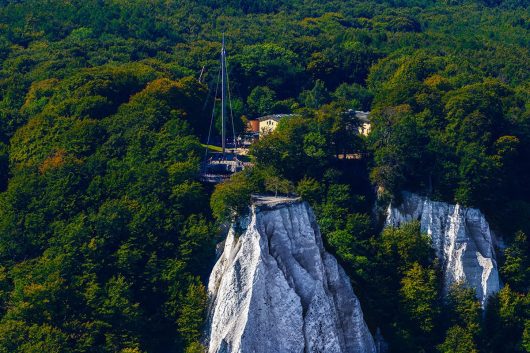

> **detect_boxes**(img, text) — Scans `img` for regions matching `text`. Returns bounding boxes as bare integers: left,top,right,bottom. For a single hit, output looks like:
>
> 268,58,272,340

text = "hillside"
0,0,528,352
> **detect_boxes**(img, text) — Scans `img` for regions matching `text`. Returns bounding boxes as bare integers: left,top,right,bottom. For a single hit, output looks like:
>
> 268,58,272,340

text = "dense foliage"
0,0,528,352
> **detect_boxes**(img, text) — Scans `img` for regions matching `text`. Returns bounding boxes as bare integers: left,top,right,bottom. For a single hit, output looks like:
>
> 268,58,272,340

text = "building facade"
354,111,371,136
258,114,294,137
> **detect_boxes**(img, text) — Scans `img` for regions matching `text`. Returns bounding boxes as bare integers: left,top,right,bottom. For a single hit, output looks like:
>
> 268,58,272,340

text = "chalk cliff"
385,192,500,306
207,199,376,353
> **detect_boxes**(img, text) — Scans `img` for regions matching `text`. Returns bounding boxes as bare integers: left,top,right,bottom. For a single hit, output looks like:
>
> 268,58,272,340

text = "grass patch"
201,144,223,152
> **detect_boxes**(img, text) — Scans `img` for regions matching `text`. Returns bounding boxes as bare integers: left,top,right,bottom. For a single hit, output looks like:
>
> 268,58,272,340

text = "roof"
346,109,370,123
257,114,296,122
353,110,370,123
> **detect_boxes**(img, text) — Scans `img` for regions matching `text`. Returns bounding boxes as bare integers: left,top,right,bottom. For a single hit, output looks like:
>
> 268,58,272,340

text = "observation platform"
200,152,252,183
251,194,301,208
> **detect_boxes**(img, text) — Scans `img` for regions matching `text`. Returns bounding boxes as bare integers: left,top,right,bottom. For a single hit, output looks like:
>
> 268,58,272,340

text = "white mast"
221,34,227,155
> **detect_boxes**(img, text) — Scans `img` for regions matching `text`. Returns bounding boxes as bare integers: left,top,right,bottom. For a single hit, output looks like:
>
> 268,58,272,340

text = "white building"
354,111,371,136
258,114,295,137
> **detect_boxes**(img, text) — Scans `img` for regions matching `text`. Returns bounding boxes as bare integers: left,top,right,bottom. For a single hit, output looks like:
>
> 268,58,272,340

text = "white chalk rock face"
207,200,376,353
385,192,500,306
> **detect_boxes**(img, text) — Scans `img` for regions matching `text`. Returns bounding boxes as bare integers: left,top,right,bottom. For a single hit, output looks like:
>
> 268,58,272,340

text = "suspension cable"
225,61,237,150
205,66,221,160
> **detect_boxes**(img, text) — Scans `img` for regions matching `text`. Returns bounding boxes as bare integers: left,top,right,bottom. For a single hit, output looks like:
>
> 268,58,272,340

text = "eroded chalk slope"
207,201,376,353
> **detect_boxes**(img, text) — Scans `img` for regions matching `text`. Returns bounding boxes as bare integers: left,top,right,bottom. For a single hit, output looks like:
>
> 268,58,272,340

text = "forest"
0,0,528,352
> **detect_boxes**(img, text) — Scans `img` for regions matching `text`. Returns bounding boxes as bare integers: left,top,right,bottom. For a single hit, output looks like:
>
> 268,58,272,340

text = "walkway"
251,194,301,207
